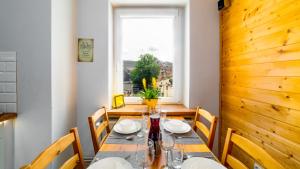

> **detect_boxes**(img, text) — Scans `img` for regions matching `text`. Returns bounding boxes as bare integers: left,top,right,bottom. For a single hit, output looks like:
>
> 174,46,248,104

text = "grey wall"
77,0,220,157
0,0,52,168
51,0,77,167
0,0,78,168
0,52,17,169
189,0,220,153
0,121,14,169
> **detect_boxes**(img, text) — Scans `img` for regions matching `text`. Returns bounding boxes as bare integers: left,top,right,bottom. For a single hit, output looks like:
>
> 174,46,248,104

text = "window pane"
122,17,174,97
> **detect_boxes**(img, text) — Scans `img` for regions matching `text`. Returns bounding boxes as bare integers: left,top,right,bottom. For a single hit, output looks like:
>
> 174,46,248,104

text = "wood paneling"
221,0,300,168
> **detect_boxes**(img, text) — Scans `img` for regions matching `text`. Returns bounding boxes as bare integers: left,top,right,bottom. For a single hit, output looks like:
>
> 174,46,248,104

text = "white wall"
0,121,14,169
0,52,17,113
189,0,220,153
51,0,77,167
0,0,219,165
77,0,110,158
77,0,220,157
0,0,52,168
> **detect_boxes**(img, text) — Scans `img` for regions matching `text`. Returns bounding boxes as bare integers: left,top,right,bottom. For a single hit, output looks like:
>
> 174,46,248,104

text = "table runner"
106,119,204,145
90,151,217,167
106,130,145,144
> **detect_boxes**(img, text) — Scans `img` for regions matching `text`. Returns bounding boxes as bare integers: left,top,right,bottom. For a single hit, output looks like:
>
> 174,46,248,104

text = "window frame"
114,8,184,104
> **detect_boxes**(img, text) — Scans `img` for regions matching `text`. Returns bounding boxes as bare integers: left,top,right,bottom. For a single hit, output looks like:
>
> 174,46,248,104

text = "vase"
144,99,158,109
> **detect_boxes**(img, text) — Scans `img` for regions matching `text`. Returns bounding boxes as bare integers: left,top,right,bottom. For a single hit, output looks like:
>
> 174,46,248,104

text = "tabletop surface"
107,104,196,117
91,116,220,169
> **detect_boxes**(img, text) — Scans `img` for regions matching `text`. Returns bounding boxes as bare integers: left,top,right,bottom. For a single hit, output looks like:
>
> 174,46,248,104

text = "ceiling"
110,0,189,6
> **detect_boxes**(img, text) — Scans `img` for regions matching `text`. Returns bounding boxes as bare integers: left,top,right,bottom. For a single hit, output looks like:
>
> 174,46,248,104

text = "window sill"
107,104,195,117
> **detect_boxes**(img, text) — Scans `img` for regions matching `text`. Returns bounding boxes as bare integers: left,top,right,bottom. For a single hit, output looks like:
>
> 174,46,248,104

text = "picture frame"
112,94,125,109
78,38,94,62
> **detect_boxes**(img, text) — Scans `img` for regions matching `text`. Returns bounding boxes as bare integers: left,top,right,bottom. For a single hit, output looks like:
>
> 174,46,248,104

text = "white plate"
163,119,191,134
182,157,227,169
88,157,133,169
113,119,142,134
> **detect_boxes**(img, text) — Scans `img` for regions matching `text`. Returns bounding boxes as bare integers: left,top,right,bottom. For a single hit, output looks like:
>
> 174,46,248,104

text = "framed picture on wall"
78,38,94,62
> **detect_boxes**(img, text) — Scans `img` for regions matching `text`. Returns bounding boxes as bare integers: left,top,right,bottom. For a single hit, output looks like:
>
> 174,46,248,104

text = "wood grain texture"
221,128,285,169
107,104,196,117
88,107,111,154
221,0,300,168
20,128,85,169
0,112,17,122
193,107,218,150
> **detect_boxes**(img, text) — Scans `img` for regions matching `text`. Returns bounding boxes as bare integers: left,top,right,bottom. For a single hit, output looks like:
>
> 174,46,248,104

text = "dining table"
89,115,220,169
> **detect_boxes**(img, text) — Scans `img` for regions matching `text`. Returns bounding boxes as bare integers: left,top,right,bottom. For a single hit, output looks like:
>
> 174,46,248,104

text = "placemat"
161,119,204,144
90,151,217,168
106,119,146,144
105,118,204,145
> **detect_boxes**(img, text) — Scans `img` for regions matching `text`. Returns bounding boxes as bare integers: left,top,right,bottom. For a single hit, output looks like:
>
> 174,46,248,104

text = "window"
114,8,183,103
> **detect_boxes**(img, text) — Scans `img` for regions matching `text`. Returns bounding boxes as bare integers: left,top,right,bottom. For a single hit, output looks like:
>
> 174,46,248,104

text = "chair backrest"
221,128,285,169
88,107,111,154
20,128,85,169
193,107,218,149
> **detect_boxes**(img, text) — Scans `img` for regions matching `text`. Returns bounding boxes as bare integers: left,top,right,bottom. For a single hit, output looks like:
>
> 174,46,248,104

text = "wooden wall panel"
221,0,300,168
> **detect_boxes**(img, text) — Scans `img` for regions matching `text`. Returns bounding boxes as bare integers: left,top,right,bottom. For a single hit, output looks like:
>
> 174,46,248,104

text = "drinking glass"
171,148,184,169
159,133,175,169
135,139,155,169
137,111,149,137
160,110,167,126
156,104,161,114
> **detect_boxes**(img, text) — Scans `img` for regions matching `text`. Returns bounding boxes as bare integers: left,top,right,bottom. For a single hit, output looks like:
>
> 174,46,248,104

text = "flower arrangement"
139,77,160,109
139,77,160,100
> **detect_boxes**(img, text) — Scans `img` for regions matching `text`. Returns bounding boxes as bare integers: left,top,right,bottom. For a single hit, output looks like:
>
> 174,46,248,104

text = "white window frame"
114,8,183,104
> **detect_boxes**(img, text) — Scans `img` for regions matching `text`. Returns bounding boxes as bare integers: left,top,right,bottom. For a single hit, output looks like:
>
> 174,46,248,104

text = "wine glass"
137,111,149,138
159,133,175,169
135,139,155,169
160,110,167,127
171,148,184,169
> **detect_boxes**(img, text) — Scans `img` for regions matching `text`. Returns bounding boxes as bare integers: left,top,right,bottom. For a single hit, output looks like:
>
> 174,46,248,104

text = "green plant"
139,77,160,99
130,54,160,91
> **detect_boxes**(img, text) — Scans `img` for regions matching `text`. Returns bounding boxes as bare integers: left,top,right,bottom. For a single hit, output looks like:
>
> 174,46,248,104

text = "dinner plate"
163,119,191,134
88,157,133,169
182,157,227,169
113,119,141,134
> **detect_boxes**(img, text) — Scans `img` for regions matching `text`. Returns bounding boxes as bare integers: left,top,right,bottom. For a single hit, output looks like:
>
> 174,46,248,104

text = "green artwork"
78,38,94,62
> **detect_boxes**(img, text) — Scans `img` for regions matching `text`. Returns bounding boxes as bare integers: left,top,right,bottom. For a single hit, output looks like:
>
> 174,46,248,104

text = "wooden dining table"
91,115,220,169
107,104,196,118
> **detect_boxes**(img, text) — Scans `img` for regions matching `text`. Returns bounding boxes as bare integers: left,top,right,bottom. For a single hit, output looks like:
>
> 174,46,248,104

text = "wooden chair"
221,128,285,169
193,106,218,149
20,128,85,169
88,107,111,154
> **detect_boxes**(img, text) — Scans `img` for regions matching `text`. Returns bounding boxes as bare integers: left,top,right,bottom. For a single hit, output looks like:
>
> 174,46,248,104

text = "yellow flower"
142,78,147,90
152,77,157,89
